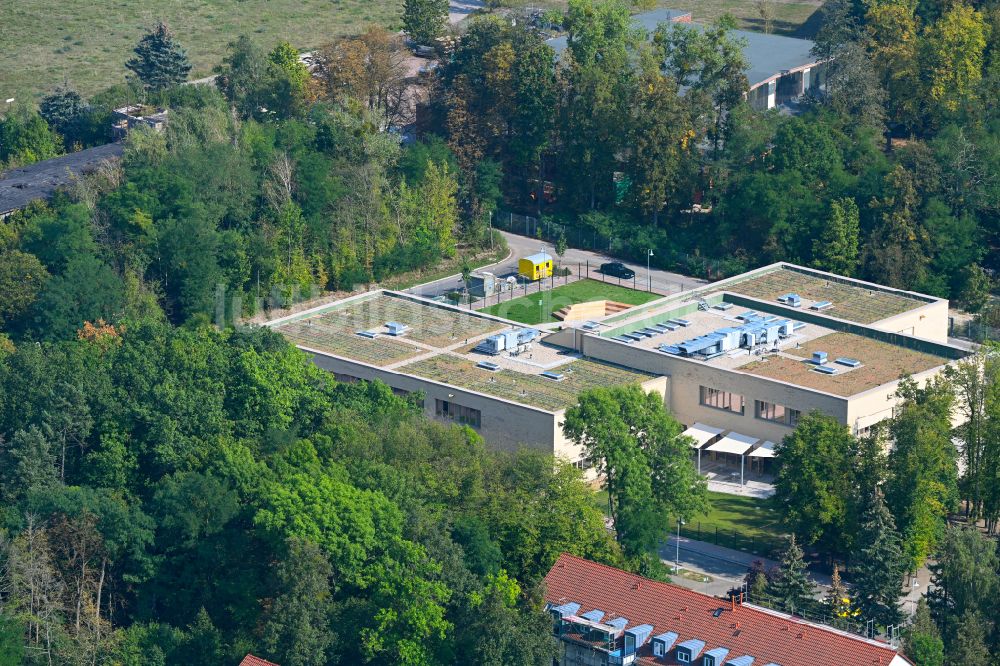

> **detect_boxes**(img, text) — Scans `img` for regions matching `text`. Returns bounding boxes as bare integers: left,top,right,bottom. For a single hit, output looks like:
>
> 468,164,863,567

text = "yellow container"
518,253,553,281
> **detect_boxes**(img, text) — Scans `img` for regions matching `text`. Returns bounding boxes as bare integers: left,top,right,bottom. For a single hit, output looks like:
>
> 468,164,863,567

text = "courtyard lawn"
590,488,788,559
482,278,660,325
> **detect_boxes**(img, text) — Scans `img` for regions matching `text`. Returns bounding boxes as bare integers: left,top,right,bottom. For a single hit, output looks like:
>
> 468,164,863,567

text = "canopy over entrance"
680,423,725,449
706,432,759,455
750,440,777,458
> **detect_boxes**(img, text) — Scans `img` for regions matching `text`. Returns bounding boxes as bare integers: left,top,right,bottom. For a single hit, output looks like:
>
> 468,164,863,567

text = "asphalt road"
406,230,706,300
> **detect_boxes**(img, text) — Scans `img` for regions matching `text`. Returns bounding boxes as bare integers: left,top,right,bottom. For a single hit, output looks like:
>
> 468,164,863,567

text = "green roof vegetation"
400,353,657,411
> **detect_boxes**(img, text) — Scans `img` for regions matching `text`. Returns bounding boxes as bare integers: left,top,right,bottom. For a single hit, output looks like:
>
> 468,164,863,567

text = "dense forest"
2,0,1000,663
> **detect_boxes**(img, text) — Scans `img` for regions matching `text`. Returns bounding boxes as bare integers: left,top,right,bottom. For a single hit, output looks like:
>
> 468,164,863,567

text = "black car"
599,262,635,279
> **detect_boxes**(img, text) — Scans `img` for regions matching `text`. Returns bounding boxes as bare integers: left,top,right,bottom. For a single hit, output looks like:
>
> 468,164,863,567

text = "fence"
679,521,784,560
492,210,616,253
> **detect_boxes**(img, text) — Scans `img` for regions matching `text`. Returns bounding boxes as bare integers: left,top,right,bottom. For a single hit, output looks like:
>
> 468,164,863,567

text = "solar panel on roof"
814,365,837,374
835,357,862,368
811,300,834,311
611,335,634,343
540,371,565,381
476,361,501,372
357,330,378,338
674,318,692,327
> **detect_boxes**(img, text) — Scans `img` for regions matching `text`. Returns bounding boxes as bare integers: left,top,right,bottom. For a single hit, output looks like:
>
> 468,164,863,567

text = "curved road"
406,230,706,299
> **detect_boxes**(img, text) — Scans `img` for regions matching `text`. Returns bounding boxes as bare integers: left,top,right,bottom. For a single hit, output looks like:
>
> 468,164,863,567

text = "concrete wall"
579,336,849,443
305,350,562,456
872,298,949,343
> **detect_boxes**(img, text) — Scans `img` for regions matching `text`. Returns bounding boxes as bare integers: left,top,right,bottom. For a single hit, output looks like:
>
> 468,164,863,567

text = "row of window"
435,399,482,428
699,386,800,427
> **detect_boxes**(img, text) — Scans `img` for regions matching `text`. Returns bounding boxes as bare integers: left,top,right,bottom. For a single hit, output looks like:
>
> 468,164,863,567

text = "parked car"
599,262,635,279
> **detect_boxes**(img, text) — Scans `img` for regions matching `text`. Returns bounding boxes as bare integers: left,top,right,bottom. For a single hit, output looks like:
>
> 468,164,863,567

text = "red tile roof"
240,655,279,666
544,553,913,666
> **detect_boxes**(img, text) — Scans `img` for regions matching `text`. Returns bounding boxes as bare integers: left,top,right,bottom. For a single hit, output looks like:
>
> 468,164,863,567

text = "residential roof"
545,9,819,90
0,142,124,216
239,655,279,666
544,553,912,666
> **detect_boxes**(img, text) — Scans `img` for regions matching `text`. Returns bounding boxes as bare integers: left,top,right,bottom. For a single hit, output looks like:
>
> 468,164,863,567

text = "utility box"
518,253,553,281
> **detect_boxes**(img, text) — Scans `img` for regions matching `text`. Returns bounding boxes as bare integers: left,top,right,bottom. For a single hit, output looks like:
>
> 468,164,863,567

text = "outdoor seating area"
680,422,776,498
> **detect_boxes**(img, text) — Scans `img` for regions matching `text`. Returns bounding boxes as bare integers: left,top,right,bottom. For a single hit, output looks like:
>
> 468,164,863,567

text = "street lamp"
674,517,684,573
647,249,654,291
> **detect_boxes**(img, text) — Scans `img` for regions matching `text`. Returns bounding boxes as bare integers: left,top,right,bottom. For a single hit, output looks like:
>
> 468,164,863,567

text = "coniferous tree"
126,22,192,92
851,490,906,631
825,564,852,626
767,535,814,615
39,84,88,135
812,197,860,276
905,599,944,666
948,610,991,666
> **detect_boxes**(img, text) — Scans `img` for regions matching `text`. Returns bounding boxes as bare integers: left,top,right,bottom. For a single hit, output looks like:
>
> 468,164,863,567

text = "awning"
706,432,759,455
750,440,777,458
680,423,725,449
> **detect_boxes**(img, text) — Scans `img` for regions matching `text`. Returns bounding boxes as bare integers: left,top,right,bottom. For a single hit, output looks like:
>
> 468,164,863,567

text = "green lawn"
0,0,402,100
481,278,660,325
590,488,788,558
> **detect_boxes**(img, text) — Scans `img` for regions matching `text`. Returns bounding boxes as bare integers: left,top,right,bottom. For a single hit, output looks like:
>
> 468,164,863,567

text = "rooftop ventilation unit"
704,647,731,666
672,318,692,327
581,321,602,331
385,321,409,336
540,371,565,381
724,657,755,666
623,333,644,342
810,301,834,311
792,322,806,331
814,364,837,375
777,293,802,307
651,632,679,658
836,357,862,368
715,302,734,311
812,351,828,365
612,335,635,344
579,609,605,623
476,361,501,372
474,328,540,355
660,322,680,331
658,344,682,355
357,330,378,339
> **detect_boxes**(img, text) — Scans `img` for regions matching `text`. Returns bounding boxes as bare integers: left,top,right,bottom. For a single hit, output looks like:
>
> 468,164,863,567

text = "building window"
755,400,800,427
435,399,481,429
700,386,744,414
677,650,690,663
572,457,593,471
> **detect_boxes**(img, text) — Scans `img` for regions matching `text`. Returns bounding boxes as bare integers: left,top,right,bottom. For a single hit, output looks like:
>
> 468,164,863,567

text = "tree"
0,250,49,329
947,610,991,666
851,490,906,630
926,525,999,645
0,105,62,166
766,535,814,615
626,70,695,225
0,426,59,504
865,0,921,131
215,36,270,119
905,599,944,666
263,539,334,666
825,564,852,625
403,0,449,46
864,166,929,290
39,84,88,137
321,27,411,130
267,41,310,118
773,412,857,559
920,4,989,118
885,378,959,570
31,255,126,340
812,197,860,276
563,385,706,558
126,22,192,92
